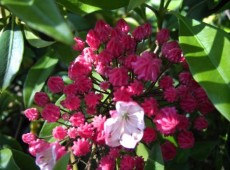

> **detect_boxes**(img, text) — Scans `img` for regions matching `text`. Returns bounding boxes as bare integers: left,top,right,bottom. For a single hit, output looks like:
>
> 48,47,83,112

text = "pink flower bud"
86,29,101,49
52,126,67,140
194,116,208,131
41,103,60,122
161,141,177,161
156,28,169,45
73,37,85,51
22,132,36,144
116,19,130,34
24,108,39,121
47,76,64,93
177,131,195,149
143,127,157,144
34,92,50,107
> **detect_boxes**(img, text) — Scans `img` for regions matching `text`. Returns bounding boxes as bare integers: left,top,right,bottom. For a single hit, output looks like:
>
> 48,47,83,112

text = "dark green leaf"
23,55,58,107
0,21,24,90
175,13,230,121
53,152,70,170
127,0,146,11
0,134,22,151
79,0,129,9
11,149,39,170
1,0,73,44
144,142,164,170
190,141,218,160
0,148,20,170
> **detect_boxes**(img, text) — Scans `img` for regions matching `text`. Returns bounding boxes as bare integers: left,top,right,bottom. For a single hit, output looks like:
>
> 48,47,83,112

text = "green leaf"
11,149,39,170
1,0,73,44
127,0,146,11
0,21,24,90
0,134,22,151
79,0,129,9
58,0,101,15
175,13,230,121
144,142,164,170
24,28,55,48
53,152,70,170
0,148,20,170
190,141,218,161
23,55,58,107
136,143,149,161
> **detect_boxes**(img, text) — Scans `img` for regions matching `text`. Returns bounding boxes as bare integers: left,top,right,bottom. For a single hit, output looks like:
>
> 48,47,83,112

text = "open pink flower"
104,101,145,149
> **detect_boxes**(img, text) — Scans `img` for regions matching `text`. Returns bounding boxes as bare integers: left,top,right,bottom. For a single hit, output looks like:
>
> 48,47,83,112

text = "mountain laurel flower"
47,76,64,93
24,108,39,121
35,144,57,170
154,107,179,135
104,101,145,149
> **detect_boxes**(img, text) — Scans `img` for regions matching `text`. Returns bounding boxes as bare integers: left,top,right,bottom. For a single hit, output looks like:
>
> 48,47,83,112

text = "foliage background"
0,0,230,169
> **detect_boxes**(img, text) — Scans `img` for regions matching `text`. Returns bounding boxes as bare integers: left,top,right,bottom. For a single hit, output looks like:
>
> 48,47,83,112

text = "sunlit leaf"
1,0,73,44
0,148,20,170
175,13,230,121
136,143,149,161
0,21,24,90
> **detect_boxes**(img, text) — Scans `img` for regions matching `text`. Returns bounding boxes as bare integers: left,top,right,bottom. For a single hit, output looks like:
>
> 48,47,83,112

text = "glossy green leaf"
79,0,129,9
176,13,230,121
58,0,101,15
0,21,24,90
11,149,39,170
127,0,146,11
144,142,164,170
53,152,70,170
23,55,58,107
0,148,20,170
136,143,149,161
1,0,73,44
24,28,55,48
0,134,22,151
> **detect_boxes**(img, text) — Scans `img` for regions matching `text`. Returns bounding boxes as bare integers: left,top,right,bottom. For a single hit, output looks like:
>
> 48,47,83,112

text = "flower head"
104,101,145,148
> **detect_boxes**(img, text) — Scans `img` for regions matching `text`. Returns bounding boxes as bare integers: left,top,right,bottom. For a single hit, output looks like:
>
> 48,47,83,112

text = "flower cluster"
22,19,214,169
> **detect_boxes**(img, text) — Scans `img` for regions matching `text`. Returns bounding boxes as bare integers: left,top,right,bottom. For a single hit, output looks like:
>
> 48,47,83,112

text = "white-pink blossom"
104,101,145,149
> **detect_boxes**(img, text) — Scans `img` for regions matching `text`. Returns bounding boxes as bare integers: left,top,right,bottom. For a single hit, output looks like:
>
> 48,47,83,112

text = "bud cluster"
22,19,214,170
